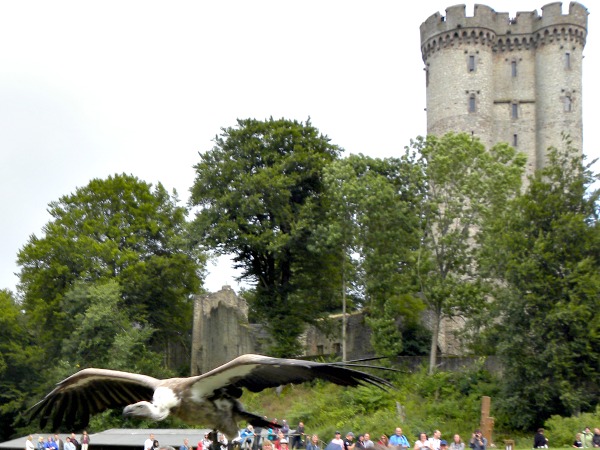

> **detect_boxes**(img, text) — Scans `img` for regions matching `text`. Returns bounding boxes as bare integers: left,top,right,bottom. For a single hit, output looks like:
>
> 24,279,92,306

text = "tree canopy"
189,118,341,355
17,173,202,359
478,143,600,428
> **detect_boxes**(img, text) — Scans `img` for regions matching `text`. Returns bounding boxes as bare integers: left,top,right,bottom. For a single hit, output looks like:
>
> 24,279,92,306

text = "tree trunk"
428,312,440,375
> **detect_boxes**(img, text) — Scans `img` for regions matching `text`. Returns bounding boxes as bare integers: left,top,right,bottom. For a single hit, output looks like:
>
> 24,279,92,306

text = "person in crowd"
292,421,305,449
378,435,391,448
439,441,448,450
592,429,600,448
363,434,374,449
331,432,344,448
201,433,212,450
305,435,320,450
254,424,264,450
428,431,441,450
144,435,156,450
37,437,45,450
47,437,59,450
449,435,464,450
389,429,410,449
64,438,76,450
153,440,160,450
263,441,274,450
70,434,80,450
468,430,486,450
180,439,190,450
583,428,594,448
575,433,584,448
54,435,64,450
81,432,90,450
355,436,366,450
241,426,256,450
533,429,548,449
281,421,290,440
26,436,35,450
344,432,355,450
280,439,290,450
218,433,228,450
414,434,431,450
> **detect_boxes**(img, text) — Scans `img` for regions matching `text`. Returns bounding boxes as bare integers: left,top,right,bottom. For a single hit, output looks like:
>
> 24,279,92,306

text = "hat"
280,440,288,444
440,441,448,446
335,432,341,435
347,432,355,438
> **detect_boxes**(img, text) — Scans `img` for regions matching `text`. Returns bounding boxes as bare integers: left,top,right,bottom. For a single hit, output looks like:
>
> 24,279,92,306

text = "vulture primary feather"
29,354,394,436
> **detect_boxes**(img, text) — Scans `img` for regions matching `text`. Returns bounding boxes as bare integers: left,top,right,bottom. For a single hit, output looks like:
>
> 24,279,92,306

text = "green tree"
17,174,202,360
411,133,526,374
189,118,341,356
0,289,42,440
478,144,600,429
319,154,426,358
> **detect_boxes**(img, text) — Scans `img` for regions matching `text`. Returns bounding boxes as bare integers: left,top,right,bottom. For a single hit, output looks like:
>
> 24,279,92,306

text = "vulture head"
30,354,394,437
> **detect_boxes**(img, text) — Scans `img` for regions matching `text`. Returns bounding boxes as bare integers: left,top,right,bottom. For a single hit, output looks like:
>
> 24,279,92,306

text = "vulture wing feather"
29,368,159,431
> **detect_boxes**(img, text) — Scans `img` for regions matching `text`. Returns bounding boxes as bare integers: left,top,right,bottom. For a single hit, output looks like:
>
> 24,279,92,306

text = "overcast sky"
1,1,598,295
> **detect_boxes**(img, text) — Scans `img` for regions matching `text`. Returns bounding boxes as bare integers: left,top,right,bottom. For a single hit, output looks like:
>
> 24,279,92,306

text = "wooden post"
480,396,494,446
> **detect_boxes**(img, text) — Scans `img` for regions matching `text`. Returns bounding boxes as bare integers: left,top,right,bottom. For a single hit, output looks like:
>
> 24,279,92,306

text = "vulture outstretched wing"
187,354,394,399
29,368,160,431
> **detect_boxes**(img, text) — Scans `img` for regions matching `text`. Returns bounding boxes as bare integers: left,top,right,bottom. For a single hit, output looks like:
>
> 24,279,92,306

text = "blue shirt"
390,435,410,448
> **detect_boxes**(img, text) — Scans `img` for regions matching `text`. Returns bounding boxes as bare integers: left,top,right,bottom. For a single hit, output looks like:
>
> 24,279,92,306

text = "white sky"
1,1,598,295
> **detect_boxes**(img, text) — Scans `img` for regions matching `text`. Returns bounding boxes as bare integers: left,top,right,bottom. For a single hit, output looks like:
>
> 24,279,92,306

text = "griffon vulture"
30,354,393,435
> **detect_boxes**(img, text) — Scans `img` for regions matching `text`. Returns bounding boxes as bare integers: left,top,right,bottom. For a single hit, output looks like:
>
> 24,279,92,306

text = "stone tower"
420,2,588,175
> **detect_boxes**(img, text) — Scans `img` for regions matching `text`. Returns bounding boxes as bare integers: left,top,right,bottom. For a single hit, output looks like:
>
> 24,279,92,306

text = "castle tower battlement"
420,2,588,175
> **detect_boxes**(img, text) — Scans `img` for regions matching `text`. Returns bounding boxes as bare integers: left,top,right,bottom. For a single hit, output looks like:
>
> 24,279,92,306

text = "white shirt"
428,439,440,450
332,439,344,447
26,439,35,450
145,439,154,450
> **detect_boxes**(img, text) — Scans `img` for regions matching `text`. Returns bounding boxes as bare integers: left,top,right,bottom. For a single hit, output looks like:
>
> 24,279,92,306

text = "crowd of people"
25,432,90,450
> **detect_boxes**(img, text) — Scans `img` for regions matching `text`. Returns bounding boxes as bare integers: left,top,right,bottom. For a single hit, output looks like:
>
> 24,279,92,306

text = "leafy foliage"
409,134,526,373
479,143,600,429
17,174,202,359
189,118,341,356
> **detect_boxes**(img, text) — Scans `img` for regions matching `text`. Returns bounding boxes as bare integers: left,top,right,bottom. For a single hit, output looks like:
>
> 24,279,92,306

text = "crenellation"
422,2,587,177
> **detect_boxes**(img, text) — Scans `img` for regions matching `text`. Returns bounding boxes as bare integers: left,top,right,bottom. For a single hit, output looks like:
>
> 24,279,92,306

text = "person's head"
71,434,77,439
434,431,441,439
66,438,71,443
83,432,87,436
28,436,33,441
335,432,342,439
311,435,319,444
280,439,288,448
419,433,428,442
380,435,388,443
577,433,582,440
595,429,600,435
474,430,481,439
54,435,59,440
346,433,354,441
537,429,544,434
453,435,461,444
150,435,155,441
39,437,44,442
395,429,403,436
358,435,364,442
440,441,448,449
262,442,273,450
154,440,160,447
364,434,371,442
183,439,189,446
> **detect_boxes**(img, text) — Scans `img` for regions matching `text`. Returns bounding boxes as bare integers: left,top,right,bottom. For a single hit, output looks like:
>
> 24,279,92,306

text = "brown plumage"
30,354,393,435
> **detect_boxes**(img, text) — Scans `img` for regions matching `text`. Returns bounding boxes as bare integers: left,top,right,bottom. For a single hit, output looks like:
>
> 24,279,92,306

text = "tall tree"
319,154,426,358
189,118,341,356
411,133,526,374
17,174,202,360
0,289,42,440
478,144,600,429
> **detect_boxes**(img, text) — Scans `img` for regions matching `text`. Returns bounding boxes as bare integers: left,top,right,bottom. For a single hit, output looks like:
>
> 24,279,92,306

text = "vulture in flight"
30,354,393,436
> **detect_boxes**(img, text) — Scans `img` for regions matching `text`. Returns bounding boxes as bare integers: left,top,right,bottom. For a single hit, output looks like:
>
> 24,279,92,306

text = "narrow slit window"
469,94,476,112
513,134,518,147
468,55,476,72
564,95,572,112
565,52,571,69
512,103,519,119
511,60,517,77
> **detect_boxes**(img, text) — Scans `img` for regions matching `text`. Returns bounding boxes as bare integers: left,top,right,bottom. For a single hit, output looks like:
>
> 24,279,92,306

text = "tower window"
511,60,517,77
565,52,571,69
468,55,476,72
513,134,518,147
511,103,519,119
469,94,476,113
564,95,572,112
